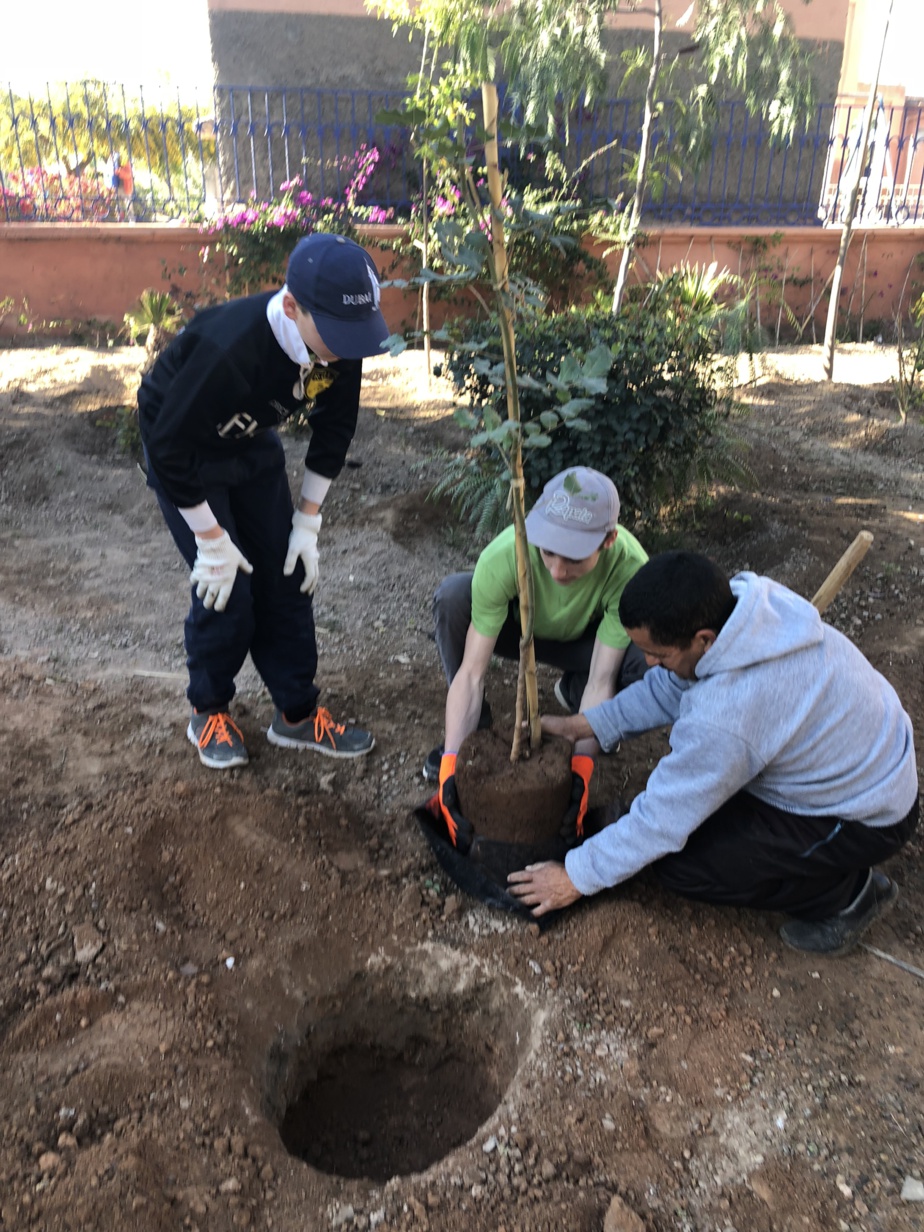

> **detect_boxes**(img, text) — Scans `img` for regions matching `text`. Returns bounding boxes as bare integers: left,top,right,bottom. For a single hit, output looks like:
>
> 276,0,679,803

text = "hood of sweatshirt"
696,572,824,680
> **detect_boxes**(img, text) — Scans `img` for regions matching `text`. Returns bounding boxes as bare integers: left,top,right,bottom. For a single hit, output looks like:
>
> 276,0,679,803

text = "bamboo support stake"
811,531,874,613
480,81,541,758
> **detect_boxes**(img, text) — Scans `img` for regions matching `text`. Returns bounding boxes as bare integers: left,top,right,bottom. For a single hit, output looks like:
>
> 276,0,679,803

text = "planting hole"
270,952,533,1180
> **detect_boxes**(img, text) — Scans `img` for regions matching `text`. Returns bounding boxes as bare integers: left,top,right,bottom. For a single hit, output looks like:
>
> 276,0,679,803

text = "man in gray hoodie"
508,551,919,955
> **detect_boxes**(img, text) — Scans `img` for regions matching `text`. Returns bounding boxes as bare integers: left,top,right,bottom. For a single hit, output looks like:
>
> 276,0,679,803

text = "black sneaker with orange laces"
187,708,249,770
266,707,375,759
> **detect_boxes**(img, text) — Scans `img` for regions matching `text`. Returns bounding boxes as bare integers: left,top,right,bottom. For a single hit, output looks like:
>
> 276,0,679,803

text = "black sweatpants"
145,433,320,716
656,792,919,920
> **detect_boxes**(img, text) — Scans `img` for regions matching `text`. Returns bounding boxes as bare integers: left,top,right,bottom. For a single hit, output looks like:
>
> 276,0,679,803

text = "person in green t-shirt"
424,468,649,835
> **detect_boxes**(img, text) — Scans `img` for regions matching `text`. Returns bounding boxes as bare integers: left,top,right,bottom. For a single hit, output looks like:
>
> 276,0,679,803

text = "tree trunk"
420,158,432,386
612,0,663,316
821,0,894,380
480,81,541,759
417,27,432,387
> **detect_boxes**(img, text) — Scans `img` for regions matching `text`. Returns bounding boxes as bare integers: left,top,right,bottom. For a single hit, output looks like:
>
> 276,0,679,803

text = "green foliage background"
436,277,732,533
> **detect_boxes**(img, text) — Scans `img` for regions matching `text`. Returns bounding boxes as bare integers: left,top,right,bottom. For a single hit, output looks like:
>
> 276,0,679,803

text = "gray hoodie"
566,572,918,897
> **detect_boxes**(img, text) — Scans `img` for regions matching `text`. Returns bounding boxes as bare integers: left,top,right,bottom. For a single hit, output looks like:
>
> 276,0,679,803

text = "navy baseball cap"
286,233,389,359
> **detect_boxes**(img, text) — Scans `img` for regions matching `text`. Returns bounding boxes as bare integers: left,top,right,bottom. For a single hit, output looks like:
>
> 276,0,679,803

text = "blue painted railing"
2,83,923,227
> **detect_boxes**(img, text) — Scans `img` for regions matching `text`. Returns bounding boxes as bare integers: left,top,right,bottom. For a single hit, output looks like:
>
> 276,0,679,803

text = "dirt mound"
0,343,922,1231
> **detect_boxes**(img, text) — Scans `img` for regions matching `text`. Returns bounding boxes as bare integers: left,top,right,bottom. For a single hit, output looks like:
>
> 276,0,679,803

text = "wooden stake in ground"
811,531,874,614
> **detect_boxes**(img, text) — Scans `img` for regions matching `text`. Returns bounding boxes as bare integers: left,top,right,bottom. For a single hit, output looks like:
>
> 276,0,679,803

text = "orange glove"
570,754,594,839
438,753,474,853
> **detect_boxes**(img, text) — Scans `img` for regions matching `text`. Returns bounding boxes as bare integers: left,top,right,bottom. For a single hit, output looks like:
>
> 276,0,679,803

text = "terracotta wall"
608,227,924,340
0,226,214,335
0,223,420,339
1,222,922,342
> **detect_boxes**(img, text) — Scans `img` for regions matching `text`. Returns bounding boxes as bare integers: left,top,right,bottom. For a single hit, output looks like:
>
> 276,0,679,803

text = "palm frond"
429,450,512,541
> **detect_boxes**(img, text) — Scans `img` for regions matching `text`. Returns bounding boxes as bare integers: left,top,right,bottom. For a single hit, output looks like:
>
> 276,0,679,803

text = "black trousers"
656,792,919,920
145,433,320,716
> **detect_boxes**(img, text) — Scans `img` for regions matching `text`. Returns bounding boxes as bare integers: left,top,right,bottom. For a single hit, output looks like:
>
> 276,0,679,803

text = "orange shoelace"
313,706,345,748
197,712,243,749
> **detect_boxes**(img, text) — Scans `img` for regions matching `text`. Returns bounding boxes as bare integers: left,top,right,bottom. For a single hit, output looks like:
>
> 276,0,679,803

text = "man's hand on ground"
507,862,582,917
190,531,253,612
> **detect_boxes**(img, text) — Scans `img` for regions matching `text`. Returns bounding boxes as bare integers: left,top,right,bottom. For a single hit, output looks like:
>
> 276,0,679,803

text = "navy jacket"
138,291,362,508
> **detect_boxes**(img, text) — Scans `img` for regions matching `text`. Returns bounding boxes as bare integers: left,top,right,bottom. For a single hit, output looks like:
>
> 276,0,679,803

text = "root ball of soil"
454,728,573,844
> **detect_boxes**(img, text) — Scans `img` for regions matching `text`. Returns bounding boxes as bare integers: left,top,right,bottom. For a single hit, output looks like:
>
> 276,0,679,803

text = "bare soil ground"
0,342,922,1232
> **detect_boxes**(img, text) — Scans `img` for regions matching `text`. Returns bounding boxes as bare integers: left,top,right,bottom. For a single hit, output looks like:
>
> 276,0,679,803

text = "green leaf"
417,267,466,285
558,397,595,420
559,347,612,393
374,105,425,127
488,420,521,445
584,343,616,376
516,372,545,391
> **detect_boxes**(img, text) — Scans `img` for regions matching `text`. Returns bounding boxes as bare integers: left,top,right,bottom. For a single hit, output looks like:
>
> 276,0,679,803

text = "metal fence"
213,86,418,215
2,82,923,227
1,83,216,222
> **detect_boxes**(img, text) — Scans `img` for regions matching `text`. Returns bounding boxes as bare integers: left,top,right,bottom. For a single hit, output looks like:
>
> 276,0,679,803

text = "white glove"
190,531,253,612
283,510,322,595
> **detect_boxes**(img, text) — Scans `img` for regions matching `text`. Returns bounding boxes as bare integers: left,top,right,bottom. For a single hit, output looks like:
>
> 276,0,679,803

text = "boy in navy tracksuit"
138,233,389,769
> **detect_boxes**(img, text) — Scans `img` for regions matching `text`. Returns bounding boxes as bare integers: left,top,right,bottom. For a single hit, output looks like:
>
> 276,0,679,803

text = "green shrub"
895,290,924,423
437,275,731,531
115,404,144,463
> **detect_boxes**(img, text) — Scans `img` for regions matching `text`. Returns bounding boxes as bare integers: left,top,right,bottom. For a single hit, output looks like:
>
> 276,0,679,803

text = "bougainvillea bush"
0,168,117,222
199,145,397,299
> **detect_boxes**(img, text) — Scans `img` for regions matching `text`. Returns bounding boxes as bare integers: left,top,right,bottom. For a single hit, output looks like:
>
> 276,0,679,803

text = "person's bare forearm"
569,642,621,756
540,713,595,744
444,672,486,752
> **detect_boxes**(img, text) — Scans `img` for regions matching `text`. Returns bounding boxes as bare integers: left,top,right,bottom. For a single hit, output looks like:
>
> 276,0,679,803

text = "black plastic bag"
414,794,573,931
